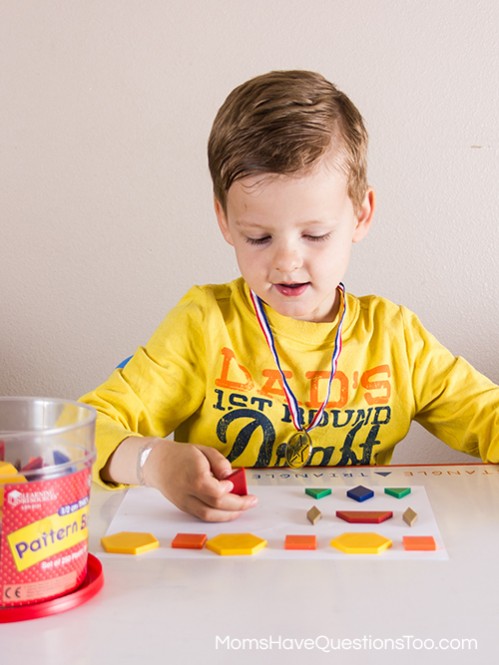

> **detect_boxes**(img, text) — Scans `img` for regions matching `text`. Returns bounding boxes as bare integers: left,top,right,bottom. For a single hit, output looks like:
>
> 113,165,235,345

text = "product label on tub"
0,467,91,606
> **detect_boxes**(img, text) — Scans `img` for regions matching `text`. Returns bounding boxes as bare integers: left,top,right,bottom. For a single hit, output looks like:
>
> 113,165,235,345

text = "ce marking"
4,586,22,600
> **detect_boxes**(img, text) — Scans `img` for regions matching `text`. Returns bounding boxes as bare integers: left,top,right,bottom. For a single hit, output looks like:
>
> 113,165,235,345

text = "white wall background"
1,0,497,464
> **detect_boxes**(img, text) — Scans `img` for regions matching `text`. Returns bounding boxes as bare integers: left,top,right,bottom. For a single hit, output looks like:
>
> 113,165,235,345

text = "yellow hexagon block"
331,532,392,554
101,531,159,555
0,462,27,517
206,533,267,556
0,461,27,482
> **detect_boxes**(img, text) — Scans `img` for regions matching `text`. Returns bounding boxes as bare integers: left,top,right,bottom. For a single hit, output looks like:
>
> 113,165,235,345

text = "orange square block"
403,536,436,551
171,533,207,549
285,535,317,550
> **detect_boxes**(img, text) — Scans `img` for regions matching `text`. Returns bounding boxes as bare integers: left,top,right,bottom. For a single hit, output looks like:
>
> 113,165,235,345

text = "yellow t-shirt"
80,278,499,484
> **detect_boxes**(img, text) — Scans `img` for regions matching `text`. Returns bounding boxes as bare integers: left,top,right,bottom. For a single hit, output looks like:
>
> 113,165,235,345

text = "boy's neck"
247,282,344,325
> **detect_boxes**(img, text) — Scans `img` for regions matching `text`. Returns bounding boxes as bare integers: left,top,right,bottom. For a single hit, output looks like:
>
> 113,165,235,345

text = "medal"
286,430,313,468
250,283,346,468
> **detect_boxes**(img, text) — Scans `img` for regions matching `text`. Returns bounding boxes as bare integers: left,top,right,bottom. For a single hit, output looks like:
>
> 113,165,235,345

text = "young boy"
80,70,499,522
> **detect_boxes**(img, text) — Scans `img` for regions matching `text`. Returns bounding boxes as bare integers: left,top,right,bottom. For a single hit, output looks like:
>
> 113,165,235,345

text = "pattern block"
307,505,322,524
403,536,436,551
336,510,393,524
285,535,317,550
305,488,332,499
403,507,418,526
384,487,412,499
346,485,374,502
101,532,159,555
171,533,207,549
227,468,248,496
331,532,392,554
206,533,267,556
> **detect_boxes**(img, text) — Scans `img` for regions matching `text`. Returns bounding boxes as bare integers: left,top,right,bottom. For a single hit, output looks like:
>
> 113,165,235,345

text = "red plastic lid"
0,553,104,623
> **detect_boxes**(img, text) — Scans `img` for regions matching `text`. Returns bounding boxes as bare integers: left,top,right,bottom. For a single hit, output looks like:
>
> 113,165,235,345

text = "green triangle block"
384,487,411,499
305,487,332,499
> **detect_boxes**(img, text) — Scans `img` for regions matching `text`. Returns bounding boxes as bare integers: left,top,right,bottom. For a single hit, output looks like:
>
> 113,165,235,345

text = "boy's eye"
304,233,331,242
245,236,271,246
244,232,331,245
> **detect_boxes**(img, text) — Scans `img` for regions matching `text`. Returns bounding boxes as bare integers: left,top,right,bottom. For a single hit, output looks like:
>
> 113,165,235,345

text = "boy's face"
215,159,374,322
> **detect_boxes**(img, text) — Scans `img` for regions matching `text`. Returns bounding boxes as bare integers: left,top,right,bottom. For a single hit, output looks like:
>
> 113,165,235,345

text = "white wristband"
136,440,160,486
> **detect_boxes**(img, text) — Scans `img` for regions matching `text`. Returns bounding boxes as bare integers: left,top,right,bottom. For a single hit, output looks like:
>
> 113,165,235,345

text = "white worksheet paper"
100,482,447,560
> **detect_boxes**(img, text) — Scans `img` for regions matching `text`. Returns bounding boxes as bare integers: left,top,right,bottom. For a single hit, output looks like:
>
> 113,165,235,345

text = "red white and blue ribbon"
249,282,346,433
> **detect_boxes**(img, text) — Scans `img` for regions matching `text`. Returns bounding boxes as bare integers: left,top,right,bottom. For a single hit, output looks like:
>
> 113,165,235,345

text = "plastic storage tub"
0,397,96,609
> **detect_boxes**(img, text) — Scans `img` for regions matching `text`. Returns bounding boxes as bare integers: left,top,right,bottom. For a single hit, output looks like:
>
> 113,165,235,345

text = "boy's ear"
214,198,234,245
352,188,375,243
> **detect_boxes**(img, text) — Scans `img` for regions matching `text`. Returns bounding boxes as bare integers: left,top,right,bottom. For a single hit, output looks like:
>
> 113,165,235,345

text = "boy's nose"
273,243,303,273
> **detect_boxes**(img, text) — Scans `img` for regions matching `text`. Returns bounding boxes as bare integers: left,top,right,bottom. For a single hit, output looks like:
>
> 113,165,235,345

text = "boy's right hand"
142,440,258,521
104,437,258,522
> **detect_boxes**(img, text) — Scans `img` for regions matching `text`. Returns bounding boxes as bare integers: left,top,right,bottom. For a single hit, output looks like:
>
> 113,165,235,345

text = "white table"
2,464,498,665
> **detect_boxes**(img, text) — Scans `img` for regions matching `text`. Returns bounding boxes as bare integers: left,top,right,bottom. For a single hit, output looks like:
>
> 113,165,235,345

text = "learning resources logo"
7,488,58,508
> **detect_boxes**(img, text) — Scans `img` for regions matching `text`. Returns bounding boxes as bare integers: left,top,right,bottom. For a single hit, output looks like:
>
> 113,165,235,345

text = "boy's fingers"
186,491,257,522
196,444,233,480
159,443,257,520
173,492,256,521
180,495,243,523
193,472,258,509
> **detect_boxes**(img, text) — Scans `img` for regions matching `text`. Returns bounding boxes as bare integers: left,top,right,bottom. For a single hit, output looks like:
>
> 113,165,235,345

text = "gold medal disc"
285,431,312,468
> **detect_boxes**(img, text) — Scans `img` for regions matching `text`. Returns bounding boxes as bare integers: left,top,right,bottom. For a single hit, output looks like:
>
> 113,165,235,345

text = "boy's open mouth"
274,282,310,297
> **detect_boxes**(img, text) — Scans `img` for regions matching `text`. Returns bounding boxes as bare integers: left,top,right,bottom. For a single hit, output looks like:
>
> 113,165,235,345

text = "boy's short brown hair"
208,70,368,212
